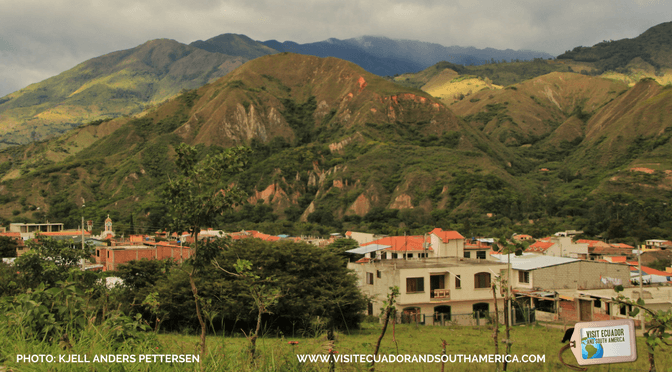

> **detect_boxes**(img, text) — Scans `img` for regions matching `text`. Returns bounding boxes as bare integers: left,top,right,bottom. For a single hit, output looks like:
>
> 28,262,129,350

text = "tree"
371,286,399,372
164,143,250,357
213,238,367,334
14,234,93,289
214,258,281,360
0,236,19,258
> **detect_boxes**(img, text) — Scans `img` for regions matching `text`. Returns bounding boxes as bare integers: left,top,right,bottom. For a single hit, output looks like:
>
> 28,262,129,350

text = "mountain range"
0,33,553,149
0,22,671,241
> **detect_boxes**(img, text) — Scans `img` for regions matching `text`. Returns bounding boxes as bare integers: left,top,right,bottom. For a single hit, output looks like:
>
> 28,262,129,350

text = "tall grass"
2,321,669,371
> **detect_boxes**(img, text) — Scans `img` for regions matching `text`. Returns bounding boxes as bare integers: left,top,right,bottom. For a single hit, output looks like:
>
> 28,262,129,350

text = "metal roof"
346,244,391,255
490,253,579,271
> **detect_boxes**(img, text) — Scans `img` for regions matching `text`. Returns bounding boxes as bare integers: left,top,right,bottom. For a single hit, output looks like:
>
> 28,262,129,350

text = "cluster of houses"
3,221,672,327
0,220,342,271
344,229,672,327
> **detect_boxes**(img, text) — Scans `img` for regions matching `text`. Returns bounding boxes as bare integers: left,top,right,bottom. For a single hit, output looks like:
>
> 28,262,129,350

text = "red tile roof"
0,232,21,238
429,228,464,242
641,266,672,276
610,243,634,249
527,241,554,253
147,241,182,247
464,240,491,250
228,230,282,242
40,231,91,236
576,239,609,248
362,235,430,252
609,256,628,263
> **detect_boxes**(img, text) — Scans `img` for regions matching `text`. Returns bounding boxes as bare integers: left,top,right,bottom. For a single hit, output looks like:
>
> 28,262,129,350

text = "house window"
434,305,451,321
367,302,373,316
366,272,374,285
473,303,489,319
620,304,632,316
406,277,425,293
476,251,486,259
96,250,100,257
377,270,382,278
418,253,427,258
518,271,530,284
380,252,387,259
474,272,491,289
464,251,471,258
404,253,414,259
455,275,461,289
392,253,398,259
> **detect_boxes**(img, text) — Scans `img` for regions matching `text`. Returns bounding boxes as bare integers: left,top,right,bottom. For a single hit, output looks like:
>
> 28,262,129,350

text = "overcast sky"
0,0,670,97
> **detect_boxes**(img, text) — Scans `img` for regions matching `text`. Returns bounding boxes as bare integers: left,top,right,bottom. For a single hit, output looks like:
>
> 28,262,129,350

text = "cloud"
0,0,670,96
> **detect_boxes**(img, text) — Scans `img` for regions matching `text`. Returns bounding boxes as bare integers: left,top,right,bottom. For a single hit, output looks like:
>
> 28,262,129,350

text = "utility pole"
508,250,513,326
637,245,645,331
81,215,85,270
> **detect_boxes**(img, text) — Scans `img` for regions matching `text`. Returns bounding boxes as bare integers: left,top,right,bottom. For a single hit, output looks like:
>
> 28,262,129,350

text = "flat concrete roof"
365,257,507,269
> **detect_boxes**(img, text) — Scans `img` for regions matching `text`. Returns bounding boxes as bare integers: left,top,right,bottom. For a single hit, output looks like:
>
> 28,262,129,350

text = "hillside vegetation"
1,23,672,243
0,38,277,149
557,21,672,74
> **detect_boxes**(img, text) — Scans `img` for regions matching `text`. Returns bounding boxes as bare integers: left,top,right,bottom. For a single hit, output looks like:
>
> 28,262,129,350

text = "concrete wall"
430,235,463,258
531,261,631,290
546,237,588,258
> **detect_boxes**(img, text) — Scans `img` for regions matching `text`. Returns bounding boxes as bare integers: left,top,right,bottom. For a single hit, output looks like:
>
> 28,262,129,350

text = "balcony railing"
431,289,450,300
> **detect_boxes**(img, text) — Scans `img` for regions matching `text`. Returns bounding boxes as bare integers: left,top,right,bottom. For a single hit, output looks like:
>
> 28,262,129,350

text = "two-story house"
347,257,507,325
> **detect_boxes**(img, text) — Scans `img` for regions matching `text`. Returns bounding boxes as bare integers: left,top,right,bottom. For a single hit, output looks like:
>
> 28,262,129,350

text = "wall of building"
348,260,507,323
531,261,630,290
430,236,463,258
546,237,588,258
95,245,193,271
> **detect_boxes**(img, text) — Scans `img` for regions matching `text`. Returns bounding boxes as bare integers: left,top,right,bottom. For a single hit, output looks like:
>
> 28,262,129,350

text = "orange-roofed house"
429,228,465,258
361,235,430,259
610,243,634,250
523,236,588,259
464,239,492,260
513,234,534,242
526,241,554,254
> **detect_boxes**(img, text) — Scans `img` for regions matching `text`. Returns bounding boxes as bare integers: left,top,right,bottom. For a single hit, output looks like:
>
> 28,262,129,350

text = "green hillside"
0,37,277,149
190,33,278,58
557,21,672,74
1,53,671,243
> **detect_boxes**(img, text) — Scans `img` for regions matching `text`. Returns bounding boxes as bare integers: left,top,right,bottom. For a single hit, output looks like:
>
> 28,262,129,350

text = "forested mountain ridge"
0,37,277,149
1,22,672,242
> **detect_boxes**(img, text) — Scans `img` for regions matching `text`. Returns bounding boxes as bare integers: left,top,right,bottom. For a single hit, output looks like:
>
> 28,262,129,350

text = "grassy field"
2,321,670,371
155,322,670,371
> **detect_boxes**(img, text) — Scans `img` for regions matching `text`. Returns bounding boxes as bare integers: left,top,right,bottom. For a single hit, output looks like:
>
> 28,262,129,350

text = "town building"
463,238,493,260
99,215,115,240
526,236,589,259
491,253,631,291
9,222,64,239
95,241,194,271
347,257,507,325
